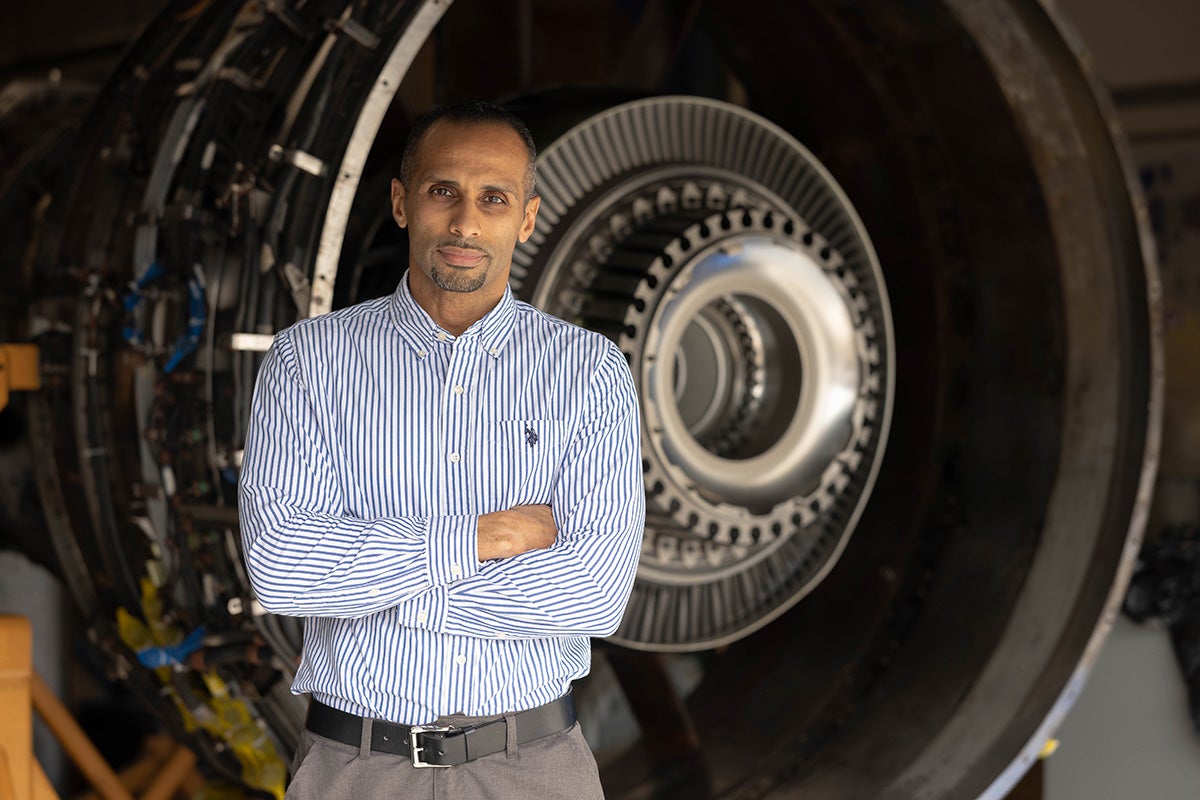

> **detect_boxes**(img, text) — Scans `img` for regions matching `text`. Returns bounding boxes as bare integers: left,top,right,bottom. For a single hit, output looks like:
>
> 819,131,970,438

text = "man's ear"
518,195,541,243
391,178,407,229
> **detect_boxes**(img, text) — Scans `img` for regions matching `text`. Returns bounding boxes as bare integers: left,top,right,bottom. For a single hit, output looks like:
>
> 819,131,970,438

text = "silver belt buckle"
410,724,453,768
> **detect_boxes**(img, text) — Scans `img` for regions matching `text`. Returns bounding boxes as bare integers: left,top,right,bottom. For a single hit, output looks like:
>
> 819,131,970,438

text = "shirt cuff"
398,587,447,631
426,515,480,586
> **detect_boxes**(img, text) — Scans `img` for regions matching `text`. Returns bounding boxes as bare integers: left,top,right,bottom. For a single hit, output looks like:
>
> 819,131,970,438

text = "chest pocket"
487,419,571,505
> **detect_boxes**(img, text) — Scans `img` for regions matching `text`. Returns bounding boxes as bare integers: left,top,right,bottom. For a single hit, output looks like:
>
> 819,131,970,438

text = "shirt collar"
388,270,518,360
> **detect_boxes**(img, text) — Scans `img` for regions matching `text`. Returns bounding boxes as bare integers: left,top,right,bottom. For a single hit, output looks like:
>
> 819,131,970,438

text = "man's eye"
431,187,452,196
483,194,506,205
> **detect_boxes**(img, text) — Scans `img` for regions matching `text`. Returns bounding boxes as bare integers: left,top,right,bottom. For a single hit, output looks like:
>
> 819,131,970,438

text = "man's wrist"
477,511,516,561
477,506,556,561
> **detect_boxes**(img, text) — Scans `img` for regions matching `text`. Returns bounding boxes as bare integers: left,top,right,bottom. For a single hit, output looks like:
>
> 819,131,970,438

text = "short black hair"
400,100,538,202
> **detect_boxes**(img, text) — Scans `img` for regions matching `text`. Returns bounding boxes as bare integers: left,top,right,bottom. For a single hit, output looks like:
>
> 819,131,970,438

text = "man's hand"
477,505,557,561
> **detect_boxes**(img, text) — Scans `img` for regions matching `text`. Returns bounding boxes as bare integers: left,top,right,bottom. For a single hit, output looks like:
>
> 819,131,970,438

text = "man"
238,101,645,799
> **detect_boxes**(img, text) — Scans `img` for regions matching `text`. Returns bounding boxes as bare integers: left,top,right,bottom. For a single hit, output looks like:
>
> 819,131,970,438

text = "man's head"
391,101,541,301
400,101,538,202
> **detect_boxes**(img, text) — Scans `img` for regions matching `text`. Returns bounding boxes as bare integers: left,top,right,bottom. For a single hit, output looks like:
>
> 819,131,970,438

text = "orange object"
0,344,40,413
0,616,55,800
138,746,195,800
1,616,198,800
0,616,36,800
30,675,132,800
77,736,205,800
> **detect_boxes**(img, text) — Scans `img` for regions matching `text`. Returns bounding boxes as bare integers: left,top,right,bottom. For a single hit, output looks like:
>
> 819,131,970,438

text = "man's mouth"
436,246,487,267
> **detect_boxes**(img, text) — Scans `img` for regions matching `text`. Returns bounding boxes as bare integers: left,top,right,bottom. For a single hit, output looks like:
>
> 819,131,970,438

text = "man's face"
391,120,540,296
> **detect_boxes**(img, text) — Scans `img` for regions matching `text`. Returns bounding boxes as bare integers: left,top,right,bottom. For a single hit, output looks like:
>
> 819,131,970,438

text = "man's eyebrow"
481,183,519,196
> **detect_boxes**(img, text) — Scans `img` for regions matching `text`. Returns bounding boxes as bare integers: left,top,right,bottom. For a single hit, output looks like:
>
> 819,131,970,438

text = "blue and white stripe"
238,272,645,725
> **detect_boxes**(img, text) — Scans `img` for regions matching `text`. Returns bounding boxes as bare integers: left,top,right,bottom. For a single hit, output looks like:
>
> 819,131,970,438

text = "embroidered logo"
525,426,539,447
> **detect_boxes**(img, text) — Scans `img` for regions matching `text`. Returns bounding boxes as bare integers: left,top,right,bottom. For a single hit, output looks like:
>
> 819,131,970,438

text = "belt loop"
359,716,373,759
504,712,518,758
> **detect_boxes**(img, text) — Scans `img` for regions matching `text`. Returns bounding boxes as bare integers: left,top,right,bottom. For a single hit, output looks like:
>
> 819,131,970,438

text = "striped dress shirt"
238,273,645,725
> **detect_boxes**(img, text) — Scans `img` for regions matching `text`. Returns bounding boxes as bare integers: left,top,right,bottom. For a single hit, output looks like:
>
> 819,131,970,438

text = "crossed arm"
238,331,645,638
476,504,557,561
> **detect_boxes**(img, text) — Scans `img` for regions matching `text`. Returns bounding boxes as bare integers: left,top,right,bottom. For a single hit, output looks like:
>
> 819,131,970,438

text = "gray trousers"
285,710,605,800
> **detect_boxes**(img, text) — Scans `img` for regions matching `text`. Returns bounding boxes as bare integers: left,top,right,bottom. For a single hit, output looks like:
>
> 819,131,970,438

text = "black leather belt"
304,692,576,768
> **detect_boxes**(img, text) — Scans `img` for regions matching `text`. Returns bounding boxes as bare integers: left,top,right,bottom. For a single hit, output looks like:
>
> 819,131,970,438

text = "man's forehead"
413,120,529,181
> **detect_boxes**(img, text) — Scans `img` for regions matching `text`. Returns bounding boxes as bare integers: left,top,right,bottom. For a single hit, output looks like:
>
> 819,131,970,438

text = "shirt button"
417,611,427,623
437,332,448,342
488,347,499,357
369,587,380,597
416,350,428,358
454,655,466,666
449,452,460,463
453,385,464,395
451,563,462,577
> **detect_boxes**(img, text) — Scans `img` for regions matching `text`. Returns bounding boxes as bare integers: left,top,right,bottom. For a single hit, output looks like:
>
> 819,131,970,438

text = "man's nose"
449,200,482,238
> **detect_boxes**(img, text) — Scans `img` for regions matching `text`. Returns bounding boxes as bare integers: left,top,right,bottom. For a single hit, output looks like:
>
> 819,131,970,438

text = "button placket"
443,339,474,514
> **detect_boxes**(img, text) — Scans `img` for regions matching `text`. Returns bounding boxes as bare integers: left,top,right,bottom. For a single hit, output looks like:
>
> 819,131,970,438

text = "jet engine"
0,1,1160,798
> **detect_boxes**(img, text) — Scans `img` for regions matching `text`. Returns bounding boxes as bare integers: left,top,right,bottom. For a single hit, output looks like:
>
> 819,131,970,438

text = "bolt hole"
802,231,814,245
720,216,732,231
783,219,795,235
763,212,774,228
